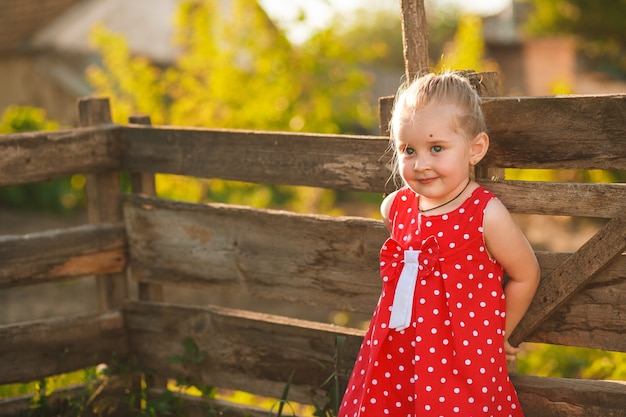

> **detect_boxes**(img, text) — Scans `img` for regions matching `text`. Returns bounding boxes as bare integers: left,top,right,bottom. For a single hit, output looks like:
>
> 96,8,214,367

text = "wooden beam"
511,374,626,417
481,180,626,218
125,301,626,416
0,223,126,288
482,94,626,170
127,114,163,304
123,194,387,315
528,253,626,352
79,97,127,311
124,300,364,405
0,125,121,186
0,311,128,385
509,208,626,346
400,0,429,81
378,94,626,170
121,126,391,193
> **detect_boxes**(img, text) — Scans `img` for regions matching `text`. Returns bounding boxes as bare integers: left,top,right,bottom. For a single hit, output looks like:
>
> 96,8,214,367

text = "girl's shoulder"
381,187,415,229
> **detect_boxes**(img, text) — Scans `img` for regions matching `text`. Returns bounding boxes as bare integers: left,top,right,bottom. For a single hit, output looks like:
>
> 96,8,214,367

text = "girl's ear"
470,132,489,166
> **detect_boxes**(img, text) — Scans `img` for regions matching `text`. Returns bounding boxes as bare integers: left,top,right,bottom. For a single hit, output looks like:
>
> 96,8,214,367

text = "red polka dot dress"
339,186,524,417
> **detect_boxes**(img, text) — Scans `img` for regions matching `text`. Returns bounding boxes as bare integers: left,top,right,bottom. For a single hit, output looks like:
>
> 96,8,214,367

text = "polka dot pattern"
339,187,524,417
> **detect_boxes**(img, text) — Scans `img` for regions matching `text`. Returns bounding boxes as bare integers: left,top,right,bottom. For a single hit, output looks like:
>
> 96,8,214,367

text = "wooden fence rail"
1,89,625,416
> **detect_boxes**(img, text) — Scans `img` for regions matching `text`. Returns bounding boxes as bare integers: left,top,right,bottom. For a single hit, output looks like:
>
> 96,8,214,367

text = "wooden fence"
1,85,625,416
1,0,626,414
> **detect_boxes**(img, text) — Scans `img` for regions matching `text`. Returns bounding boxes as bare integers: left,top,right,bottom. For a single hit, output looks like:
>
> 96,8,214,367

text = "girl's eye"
431,145,443,153
404,147,415,155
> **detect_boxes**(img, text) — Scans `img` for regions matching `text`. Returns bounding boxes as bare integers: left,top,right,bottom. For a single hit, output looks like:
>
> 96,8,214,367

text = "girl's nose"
413,155,428,171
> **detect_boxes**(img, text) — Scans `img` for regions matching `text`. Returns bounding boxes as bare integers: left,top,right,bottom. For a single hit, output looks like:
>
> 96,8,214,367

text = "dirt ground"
0,206,605,326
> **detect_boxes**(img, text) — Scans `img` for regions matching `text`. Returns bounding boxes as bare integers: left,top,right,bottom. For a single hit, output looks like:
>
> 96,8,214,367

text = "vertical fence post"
127,114,168,390
128,115,164,303
400,0,429,82
79,97,127,311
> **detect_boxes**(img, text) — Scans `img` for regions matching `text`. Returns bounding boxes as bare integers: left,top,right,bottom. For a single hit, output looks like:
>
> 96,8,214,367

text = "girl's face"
394,103,475,207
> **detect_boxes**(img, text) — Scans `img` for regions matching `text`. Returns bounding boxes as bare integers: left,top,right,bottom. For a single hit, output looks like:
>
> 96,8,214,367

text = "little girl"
339,72,540,417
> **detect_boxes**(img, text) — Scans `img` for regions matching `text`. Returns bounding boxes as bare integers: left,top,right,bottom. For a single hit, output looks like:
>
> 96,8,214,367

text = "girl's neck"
418,178,473,214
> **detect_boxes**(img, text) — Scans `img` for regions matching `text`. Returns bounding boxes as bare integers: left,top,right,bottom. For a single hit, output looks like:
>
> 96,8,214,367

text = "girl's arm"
380,190,399,232
484,198,540,351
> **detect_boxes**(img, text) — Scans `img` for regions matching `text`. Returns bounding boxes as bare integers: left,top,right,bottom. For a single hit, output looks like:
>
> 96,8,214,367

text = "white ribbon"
388,249,421,331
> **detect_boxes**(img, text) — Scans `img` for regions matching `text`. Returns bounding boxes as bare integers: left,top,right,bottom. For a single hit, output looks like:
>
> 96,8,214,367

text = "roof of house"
30,0,181,62
0,0,83,52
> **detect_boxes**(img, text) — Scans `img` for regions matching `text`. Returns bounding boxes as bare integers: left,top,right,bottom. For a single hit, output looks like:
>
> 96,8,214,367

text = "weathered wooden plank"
0,223,126,288
124,195,626,337
80,97,127,311
482,94,626,170
528,253,626,352
127,115,164,305
0,311,128,385
511,374,626,417
400,0,429,81
121,125,393,193
480,180,626,218
510,208,626,346
124,300,364,405
379,94,626,170
126,301,626,417
123,194,387,315
0,125,122,186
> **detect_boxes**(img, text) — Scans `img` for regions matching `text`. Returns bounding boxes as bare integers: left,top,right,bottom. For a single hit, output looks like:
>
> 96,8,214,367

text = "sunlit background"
1,0,625,412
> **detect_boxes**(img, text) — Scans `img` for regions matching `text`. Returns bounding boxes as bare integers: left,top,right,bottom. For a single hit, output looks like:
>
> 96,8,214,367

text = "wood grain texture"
0,223,126,288
527,253,626,352
123,195,626,351
511,374,626,417
127,114,164,306
123,194,387,315
0,311,128,385
510,208,626,347
121,126,393,193
0,125,121,186
125,301,626,416
481,94,626,170
80,97,127,311
379,94,626,170
480,180,626,218
400,0,429,81
124,300,364,405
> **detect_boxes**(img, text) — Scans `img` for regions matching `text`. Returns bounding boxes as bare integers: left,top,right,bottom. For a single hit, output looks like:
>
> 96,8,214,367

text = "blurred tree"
329,2,460,74
0,106,87,213
0,106,58,134
522,0,626,75
88,0,376,134
519,343,626,380
87,0,384,213
435,13,498,73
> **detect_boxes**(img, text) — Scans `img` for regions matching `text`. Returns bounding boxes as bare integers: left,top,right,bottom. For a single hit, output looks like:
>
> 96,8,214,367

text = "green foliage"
519,343,626,380
0,106,87,213
86,0,380,214
269,370,296,417
0,106,59,134
435,14,497,73
309,336,346,417
522,0,626,74
87,0,376,134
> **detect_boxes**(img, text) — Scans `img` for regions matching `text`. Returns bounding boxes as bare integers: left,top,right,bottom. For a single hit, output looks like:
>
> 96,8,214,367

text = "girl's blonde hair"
386,72,487,189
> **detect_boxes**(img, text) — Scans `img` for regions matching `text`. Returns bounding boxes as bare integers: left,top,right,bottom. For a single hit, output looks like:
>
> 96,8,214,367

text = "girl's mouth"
418,178,436,185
